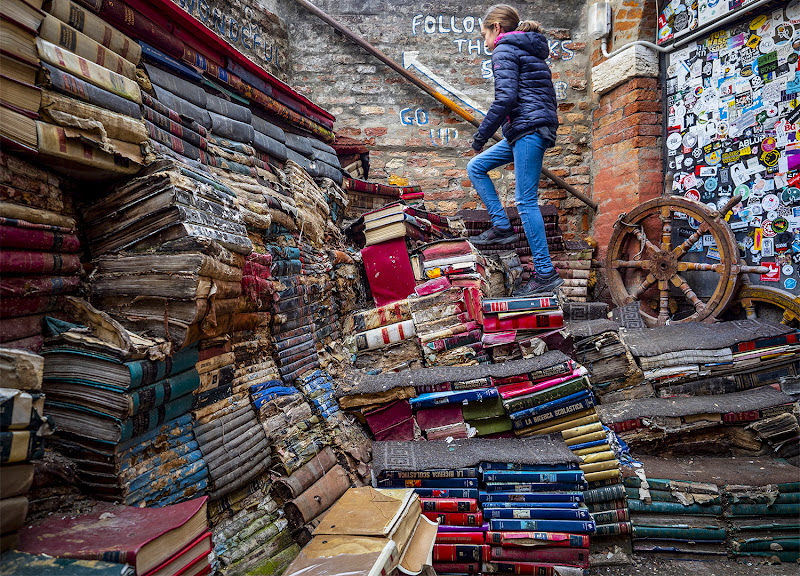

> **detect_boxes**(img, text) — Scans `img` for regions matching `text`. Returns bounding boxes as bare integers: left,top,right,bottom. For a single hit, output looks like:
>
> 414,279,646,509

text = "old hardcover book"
44,0,141,63
0,429,44,462
0,16,38,64
36,121,142,173
1,52,38,84
1,250,81,274
0,75,41,114
0,463,34,499
2,0,45,31
484,310,564,332
39,63,142,118
0,224,80,252
97,0,184,61
0,348,43,390
39,90,146,144
364,217,427,246
0,388,45,429
0,103,36,149
38,15,136,78
18,497,208,574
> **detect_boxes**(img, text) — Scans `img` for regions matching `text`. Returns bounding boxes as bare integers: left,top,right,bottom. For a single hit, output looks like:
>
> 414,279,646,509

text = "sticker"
783,264,795,276
703,234,717,248
685,189,701,202
761,137,777,152
734,184,751,201
762,194,780,211
762,237,775,257
786,278,798,290
773,217,789,233
704,177,718,192
762,220,777,237
783,187,800,204
761,149,781,167
707,246,721,261
767,210,779,221
705,149,722,165
761,262,780,282
667,132,683,150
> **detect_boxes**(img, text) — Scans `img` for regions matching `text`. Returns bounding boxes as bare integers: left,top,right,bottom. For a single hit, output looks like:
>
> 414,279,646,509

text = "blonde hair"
482,4,544,34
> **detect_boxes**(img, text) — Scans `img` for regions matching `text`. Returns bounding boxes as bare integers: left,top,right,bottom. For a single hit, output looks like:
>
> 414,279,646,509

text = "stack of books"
0,151,82,352
2,0,148,174
41,328,210,507
482,295,564,361
409,283,484,367
18,496,212,576
625,476,725,559
346,299,423,372
482,462,594,572
283,487,438,576
296,369,339,419
413,238,487,282
0,349,50,552
457,205,566,256
282,460,350,541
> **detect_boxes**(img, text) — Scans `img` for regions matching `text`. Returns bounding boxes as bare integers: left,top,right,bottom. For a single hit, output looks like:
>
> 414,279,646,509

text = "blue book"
414,488,479,499
116,413,193,455
489,518,596,533
509,390,593,420
482,501,581,509
119,438,199,476
512,396,597,430
380,468,478,480
483,507,592,521
485,481,588,492
479,491,584,503
127,451,206,493
377,477,478,489
481,462,580,471
409,387,499,409
482,470,586,483
568,438,608,451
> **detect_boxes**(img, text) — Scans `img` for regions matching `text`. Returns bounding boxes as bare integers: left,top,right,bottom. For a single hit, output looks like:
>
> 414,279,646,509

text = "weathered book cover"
486,531,589,547
45,0,141,62
36,121,142,173
38,63,141,118
432,544,488,562
0,388,46,429
489,518,595,533
0,250,81,274
484,310,564,332
483,507,591,521
0,550,136,575
361,237,417,307
0,224,81,252
0,430,44,463
353,320,416,352
97,0,183,60
422,511,482,526
483,295,560,313
504,377,591,413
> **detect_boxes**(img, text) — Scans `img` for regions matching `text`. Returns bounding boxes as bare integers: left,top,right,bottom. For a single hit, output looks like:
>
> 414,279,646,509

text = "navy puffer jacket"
473,31,559,149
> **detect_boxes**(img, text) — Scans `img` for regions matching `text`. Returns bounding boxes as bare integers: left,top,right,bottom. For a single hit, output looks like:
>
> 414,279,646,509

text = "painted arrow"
402,51,486,116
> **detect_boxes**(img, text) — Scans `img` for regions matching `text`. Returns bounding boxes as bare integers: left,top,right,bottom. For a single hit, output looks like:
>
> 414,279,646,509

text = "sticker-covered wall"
261,0,594,239
665,1,800,291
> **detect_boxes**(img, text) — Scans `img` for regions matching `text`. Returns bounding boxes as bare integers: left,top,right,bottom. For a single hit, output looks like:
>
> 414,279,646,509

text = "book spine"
479,492,584,503
483,296,558,313
486,532,589,547
490,545,589,564
420,498,478,512
0,430,44,463
723,404,795,423
127,346,199,388
141,92,206,136
354,320,416,351
98,0,184,59
482,471,586,483
413,488,478,499
142,104,207,150
130,368,200,415
39,15,137,78
483,562,555,575
120,393,194,441
504,377,590,412
435,532,485,544
380,468,477,480
484,310,564,331
489,519,595,533
144,120,204,162
47,0,141,62
588,498,628,512
483,508,591,521
512,396,596,430
422,510,483,526
41,63,141,118
583,483,626,504
36,39,141,103
736,333,800,352
432,544,487,563
631,525,724,540
594,521,632,536
0,227,81,252
0,251,82,275
431,563,480,573
380,478,478,489
590,508,630,524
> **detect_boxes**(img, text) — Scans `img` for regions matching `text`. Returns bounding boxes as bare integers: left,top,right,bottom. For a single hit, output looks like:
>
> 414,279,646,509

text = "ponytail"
516,20,544,33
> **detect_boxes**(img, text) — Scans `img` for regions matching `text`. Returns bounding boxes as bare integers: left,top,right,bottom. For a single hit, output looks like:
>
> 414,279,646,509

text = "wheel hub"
650,250,678,281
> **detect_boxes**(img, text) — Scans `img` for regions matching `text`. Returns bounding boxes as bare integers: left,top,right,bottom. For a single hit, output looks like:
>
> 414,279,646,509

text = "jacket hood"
495,31,549,60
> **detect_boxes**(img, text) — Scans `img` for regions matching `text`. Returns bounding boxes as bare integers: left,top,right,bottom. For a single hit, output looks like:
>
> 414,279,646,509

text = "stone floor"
588,557,799,575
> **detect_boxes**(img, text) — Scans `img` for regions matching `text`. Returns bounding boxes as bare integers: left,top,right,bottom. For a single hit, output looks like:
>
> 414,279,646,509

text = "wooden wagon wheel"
735,284,800,326
606,195,768,327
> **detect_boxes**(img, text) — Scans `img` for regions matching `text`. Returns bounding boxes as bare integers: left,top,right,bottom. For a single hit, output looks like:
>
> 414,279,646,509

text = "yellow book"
564,429,607,447
572,443,611,456
580,450,616,464
36,121,142,174
561,421,603,440
583,468,621,483
579,460,620,474
518,409,599,435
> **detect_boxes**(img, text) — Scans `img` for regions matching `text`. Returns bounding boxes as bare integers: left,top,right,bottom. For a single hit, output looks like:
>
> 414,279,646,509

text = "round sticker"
773,217,789,234
762,137,777,152
762,194,780,211
783,264,795,276
759,37,776,53
788,0,800,21
790,53,799,65
786,278,798,290
683,132,698,148
781,187,800,203
767,210,779,221
685,189,701,202
705,150,722,165
762,220,777,237
706,201,718,212
734,184,751,201
750,15,767,31
705,177,718,192
683,174,698,189
743,236,755,248
667,133,683,150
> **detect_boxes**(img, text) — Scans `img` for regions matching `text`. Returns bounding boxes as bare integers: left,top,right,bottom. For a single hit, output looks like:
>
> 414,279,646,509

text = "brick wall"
261,0,596,239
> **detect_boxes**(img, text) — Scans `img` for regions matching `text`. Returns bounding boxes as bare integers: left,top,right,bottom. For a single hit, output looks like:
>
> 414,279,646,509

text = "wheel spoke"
657,279,670,324
628,225,661,257
677,261,727,273
660,206,672,252
673,222,710,259
612,259,652,269
628,273,656,302
670,273,706,313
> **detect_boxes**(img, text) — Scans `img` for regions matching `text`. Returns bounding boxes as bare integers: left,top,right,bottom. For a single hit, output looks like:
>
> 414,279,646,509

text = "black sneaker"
512,271,564,297
469,226,518,246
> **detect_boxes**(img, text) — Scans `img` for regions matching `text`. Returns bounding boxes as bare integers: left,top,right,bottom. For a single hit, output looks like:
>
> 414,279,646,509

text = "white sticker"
763,194,780,211
667,132,683,150
762,237,775,257
783,264,795,276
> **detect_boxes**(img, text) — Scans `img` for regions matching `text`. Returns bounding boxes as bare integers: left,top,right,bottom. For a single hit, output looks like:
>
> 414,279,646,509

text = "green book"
632,525,726,541
503,376,590,414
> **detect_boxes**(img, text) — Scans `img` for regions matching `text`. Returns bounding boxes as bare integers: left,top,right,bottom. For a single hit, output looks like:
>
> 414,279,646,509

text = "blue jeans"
467,133,554,276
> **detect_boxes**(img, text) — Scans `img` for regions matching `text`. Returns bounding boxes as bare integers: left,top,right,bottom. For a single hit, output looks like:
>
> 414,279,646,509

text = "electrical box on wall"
588,1,611,40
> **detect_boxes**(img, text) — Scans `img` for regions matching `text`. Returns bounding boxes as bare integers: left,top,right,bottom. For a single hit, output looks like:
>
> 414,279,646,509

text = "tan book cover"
36,120,142,173
40,90,146,144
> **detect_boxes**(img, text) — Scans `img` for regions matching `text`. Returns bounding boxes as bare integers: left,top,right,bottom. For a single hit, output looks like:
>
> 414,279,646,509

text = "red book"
612,419,642,433
486,532,589,548
435,531,485,544
415,382,452,394
421,498,477,513
414,276,451,296
432,562,480,573
415,405,464,433
0,250,82,275
492,374,531,386
361,237,417,307
483,310,564,332
18,497,209,576
422,511,483,527
143,531,212,576
490,545,589,567
0,295,62,317
363,399,412,435
484,562,556,575
0,225,81,252
420,239,473,260
433,544,489,562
